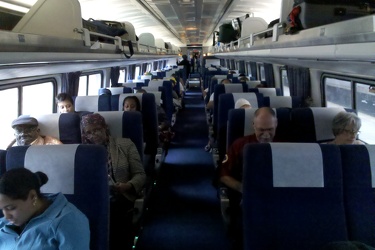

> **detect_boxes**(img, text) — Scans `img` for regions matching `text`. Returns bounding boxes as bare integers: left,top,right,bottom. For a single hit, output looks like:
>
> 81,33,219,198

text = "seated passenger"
7,116,62,149
219,107,279,250
80,113,146,250
123,96,141,112
234,98,252,109
55,93,75,113
0,168,90,249
326,111,364,145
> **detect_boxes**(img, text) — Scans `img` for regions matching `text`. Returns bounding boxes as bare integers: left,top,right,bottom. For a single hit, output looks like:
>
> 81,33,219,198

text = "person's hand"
113,182,132,193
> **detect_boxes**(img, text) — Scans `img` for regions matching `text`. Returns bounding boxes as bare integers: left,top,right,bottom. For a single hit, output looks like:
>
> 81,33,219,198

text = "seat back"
95,111,144,160
290,107,346,142
263,96,303,108
74,95,111,112
111,93,158,155
227,108,292,150
217,92,263,158
213,83,249,137
248,87,282,96
6,144,109,250
243,143,348,250
340,145,375,246
106,87,132,95
32,113,82,144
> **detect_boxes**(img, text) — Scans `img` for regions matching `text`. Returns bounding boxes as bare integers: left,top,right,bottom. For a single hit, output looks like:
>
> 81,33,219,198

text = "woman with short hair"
327,111,364,145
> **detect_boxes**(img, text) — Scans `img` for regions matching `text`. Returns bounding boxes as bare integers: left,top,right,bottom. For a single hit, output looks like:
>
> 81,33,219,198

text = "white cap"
235,98,251,109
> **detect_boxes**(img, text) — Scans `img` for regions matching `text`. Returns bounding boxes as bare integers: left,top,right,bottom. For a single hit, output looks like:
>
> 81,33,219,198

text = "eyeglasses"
14,126,38,136
342,129,360,135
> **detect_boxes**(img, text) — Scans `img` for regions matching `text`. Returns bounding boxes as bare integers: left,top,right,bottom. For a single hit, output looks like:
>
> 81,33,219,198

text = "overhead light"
0,1,29,13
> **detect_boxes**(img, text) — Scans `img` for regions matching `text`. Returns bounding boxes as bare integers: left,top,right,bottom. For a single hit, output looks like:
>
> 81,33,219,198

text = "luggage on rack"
82,18,127,43
295,0,374,29
218,23,238,43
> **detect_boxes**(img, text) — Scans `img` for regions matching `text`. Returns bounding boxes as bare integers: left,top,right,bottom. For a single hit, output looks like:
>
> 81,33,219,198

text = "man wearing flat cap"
7,115,62,148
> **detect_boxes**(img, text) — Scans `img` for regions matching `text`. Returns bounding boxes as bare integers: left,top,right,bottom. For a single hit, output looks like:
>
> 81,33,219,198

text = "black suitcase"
218,23,238,43
296,0,374,29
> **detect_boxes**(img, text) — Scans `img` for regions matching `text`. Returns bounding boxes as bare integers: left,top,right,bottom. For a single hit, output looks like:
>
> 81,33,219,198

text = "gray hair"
332,111,361,136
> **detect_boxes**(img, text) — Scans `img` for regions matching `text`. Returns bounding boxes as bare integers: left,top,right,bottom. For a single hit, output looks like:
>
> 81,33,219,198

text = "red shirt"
220,134,259,181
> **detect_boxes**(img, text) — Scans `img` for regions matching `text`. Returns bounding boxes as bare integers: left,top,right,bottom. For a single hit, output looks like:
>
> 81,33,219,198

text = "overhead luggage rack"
211,15,375,62
0,0,178,65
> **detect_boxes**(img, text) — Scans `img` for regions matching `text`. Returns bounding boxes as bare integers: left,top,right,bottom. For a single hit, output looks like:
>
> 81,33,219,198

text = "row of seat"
84,81,175,123
242,143,375,249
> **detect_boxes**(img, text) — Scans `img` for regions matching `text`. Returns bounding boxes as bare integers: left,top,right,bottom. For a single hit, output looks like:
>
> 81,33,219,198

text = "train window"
355,83,375,144
23,83,54,115
119,68,127,83
323,75,375,144
78,72,102,96
259,64,266,81
324,77,352,109
280,68,290,96
0,88,18,150
146,63,151,72
0,80,55,150
135,66,140,78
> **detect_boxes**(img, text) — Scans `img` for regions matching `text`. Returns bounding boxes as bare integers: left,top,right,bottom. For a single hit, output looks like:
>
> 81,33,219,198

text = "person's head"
170,77,177,87
182,55,188,60
55,93,75,113
253,107,278,143
11,116,40,146
136,89,147,94
235,98,252,109
220,79,231,85
80,113,110,145
239,76,249,82
0,168,48,226
123,96,140,111
332,112,362,145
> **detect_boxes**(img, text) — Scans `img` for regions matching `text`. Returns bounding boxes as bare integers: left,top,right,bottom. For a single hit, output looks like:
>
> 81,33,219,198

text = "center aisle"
135,88,231,250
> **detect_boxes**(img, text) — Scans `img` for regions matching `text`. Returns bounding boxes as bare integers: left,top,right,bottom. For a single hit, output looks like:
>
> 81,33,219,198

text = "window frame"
78,71,103,96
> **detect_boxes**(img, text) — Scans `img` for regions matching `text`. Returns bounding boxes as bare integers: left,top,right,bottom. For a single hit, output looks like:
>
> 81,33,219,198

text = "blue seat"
248,87,282,96
243,143,348,250
32,113,82,144
0,150,6,176
290,107,346,142
110,93,158,156
6,144,109,250
95,111,144,161
226,108,292,150
340,145,375,246
216,92,264,160
212,83,249,139
74,95,111,112
263,96,303,108
104,87,132,95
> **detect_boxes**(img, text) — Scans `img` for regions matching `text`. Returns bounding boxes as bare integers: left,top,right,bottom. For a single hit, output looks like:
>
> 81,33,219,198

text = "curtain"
128,65,135,81
286,66,311,103
61,71,81,96
220,59,225,67
153,61,158,71
110,66,120,87
141,63,148,74
239,61,245,74
250,62,257,80
264,63,275,87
